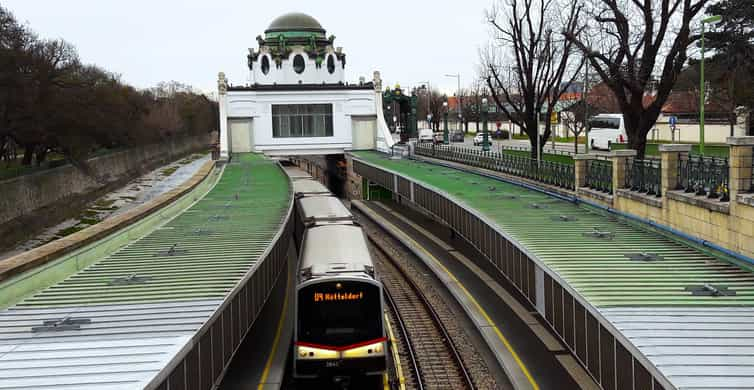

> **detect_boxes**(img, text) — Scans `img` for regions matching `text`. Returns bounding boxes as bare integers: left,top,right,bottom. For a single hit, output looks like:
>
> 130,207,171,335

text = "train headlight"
296,345,339,360
341,340,386,359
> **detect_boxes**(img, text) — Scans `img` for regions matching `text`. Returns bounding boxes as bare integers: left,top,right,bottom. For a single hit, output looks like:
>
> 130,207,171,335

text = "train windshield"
297,280,382,347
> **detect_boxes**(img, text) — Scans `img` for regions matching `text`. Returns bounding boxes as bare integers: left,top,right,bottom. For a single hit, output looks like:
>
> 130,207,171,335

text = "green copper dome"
265,12,325,34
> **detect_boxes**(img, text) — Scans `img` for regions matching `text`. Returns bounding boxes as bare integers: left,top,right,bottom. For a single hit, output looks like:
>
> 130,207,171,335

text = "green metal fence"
585,159,613,194
415,143,574,190
625,158,662,196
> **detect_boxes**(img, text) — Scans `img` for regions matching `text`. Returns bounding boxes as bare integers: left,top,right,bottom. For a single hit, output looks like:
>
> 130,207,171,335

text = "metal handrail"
415,143,574,190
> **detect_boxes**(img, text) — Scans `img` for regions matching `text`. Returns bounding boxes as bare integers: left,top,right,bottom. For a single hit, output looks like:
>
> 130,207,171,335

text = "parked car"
450,130,465,142
418,128,434,143
473,132,491,146
588,114,626,150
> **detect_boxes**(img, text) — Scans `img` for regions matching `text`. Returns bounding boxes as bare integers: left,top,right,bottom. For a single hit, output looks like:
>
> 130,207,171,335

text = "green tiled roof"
18,154,290,307
353,151,754,307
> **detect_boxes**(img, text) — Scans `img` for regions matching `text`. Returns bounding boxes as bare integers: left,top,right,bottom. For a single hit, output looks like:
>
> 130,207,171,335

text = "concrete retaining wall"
0,135,210,226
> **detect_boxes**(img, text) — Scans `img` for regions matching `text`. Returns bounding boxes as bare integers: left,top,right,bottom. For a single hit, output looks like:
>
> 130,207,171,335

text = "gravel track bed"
357,208,499,390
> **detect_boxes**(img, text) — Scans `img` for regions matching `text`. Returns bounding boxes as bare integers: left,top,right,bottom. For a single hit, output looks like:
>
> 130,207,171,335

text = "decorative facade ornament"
373,71,382,92
217,72,227,95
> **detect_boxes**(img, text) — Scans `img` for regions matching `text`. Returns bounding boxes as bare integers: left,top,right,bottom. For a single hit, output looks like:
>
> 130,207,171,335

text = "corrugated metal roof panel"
602,307,754,390
0,154,291,389
352,151,754,307
0,301,213,390
15,154,290,307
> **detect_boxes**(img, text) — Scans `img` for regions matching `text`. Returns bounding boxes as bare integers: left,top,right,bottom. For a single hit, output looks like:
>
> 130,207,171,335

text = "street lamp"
482,98,490,152
700,14,722,155
443,101,449,144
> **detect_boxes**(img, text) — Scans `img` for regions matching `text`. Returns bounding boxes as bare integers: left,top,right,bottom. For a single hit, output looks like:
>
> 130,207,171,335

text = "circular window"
293,55,305,74
327,55,335,74
261,56,270,75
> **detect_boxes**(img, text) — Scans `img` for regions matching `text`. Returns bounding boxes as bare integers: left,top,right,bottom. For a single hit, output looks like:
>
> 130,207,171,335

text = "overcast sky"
4,0,493,96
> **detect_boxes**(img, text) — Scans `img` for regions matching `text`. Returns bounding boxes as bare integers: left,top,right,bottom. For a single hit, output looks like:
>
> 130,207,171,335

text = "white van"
418,128,434,143
588,114,626,150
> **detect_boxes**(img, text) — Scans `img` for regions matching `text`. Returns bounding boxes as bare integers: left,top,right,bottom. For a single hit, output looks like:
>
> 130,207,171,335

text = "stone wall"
0,135,210,235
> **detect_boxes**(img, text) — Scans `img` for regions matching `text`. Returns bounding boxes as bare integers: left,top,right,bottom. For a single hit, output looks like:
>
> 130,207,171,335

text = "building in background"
217,12,393,157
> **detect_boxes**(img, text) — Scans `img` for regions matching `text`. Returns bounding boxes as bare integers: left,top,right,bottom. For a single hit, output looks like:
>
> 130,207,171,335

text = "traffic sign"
669,116,677,126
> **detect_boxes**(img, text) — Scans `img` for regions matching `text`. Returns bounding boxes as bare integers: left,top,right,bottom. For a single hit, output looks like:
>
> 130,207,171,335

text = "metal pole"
534,89,542,168
583,60,589,154
482,99,489,152
700,23,706,156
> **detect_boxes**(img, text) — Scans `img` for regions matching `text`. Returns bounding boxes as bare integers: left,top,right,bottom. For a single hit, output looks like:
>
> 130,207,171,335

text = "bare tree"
483,0,585,158
565,0,708,158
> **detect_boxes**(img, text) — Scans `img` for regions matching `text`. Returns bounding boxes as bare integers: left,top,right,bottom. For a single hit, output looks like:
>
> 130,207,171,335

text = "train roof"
282,166,312,180
299,225,373,280
297,196,353,224
292,179,330,196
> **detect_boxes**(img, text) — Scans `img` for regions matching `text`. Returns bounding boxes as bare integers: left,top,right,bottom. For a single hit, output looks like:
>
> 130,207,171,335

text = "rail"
360,207,475,390
678,155,730,201
416,143,574,190
625,158,662,197
383,286,422,390
585,159,613,194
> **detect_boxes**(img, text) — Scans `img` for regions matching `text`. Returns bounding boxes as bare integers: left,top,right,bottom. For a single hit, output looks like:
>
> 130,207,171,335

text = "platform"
0,154,293,390
351,150,754,390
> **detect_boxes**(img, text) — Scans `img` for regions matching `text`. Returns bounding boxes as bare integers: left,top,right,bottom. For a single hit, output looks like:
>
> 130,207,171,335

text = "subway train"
285,166,387,380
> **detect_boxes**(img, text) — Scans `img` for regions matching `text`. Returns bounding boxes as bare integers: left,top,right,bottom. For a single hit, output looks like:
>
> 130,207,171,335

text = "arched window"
261,56,270,75
327,55,335,74
293,54,305,74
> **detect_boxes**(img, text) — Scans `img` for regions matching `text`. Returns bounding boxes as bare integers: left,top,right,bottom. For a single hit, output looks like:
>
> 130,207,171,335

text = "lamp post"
443,101,449,144
417,81,431,127
482,98,490,152
699,14,722,155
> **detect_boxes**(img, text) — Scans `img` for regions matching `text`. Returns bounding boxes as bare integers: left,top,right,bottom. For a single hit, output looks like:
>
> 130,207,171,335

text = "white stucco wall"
251,47,345,85
223,88,376,155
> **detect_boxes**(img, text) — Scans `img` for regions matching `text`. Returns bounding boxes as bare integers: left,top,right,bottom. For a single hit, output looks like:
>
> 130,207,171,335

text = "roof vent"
528,203,547,209
209,215,229,221
32,316,91,333
625,253,662,262
109,274,151,285
583,226,614,239
193,228,213,235
685,283,736,296
155,243,188,256
488,186,496,192
551,215,578,222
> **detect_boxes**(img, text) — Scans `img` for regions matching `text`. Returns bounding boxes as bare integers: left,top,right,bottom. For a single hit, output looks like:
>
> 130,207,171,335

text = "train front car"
294,224,387,379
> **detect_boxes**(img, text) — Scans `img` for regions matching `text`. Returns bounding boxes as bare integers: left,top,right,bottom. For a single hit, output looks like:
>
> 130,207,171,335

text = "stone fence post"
609,150,637,192
658,144,692,195
727,136,754,200
573,154,595,189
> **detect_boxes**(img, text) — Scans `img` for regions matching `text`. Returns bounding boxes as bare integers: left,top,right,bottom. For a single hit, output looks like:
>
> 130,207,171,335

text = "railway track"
358,209,475,390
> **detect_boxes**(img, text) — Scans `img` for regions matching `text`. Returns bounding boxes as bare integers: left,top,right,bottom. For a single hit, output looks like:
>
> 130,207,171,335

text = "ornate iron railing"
415,143,574,190
625,158,662,196
585,160,613,194
678,155,730,201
